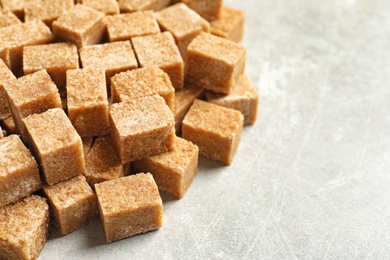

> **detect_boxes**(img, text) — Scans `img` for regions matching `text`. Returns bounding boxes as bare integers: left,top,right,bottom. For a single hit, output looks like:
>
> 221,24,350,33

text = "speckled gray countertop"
39,0,390,259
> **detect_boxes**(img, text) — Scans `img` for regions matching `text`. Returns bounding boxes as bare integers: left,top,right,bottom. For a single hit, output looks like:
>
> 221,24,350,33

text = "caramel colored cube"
1,115,16,134
132,32,183,90
0,58,16,120
95,173,163,242
0,196,49,260
43,175,98,235
109,94,175,163
22,108,86,185
0,135,42,207
181,0,223,21
0,9,21,28
185,32,246,94
210,6,245,43
111,67,175,112
81,0,119,15
0,0,37,19
67,68,110,137
182,99,243,165
52,4,106,48
24,0,74,28
156,3,210,58
23,42,79,94
106,11,160,42
118,0,169,13
85,135,128,187
133,137,198,199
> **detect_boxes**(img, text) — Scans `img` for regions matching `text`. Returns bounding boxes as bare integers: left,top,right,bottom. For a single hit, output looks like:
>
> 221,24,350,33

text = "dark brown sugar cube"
81,0,119,15
133,137,198,199
118,0,170,13
66,68,110,137
181,0,223,21
182,99,244,165
156,3,210,58
43,175,98,235
0,196,49,260
111,67,175,112
22,108,86,185
0,9,21,28
109,94,175,163
132,32,183,90
0,58,16,120
95,173,163,243
106,11,160,42
52,4,106,48
24,0,74,28
0,135,41,208
210,6,245,43
0,0,37,19
185,32,246,94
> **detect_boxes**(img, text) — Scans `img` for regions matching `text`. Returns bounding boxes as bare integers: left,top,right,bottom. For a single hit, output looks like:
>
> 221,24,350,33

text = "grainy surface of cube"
43,175,98,235
0,58,16,120
95,173,163,242
24,0,74,28
210,6,245,43
118,0,169,13
181,0,223,21
81,0,119,15
182,99,244,165
23,108,86,185
0,9,21,28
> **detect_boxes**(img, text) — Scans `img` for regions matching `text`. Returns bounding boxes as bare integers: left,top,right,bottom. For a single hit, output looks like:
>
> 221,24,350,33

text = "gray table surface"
39,0,390,259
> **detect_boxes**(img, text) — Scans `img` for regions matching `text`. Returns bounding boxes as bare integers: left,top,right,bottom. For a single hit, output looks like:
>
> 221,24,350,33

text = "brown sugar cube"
181,0,223,21
1,115,16,134
0,0,37,19
118,0,169,13
3,69,61,142
156,3,210,59
210,6,245,43
132,32,184,90
185,32,246,94
52,4,106,48
95,173,163,242
81,0,119,15
0,58,16,120
23,42,79,94
24,0,74,28
109,94,175,163
43,175,98,235
206,74,259,125
0,135,42,208
0,195,49,260
182,99,244,165
66,68,110,137
0,9,21,28
106,11,160,42
85,135,129,187
133,137,198,199
111,67,175,112
22,108,86,185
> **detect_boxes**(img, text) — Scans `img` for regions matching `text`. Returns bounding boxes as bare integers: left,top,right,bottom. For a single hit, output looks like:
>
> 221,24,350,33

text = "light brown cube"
106,11,160,42
182,99,244,165
111,67,175,112
0,9,21,28
0,0,37,19
43,175,98,235
0,135,41,208
81,0,119,15
0,58,16,120
185,32,246,94
23,42,79,94
66,68,110,137
24,0,74,28
132,32,183,90
156,3,210,58
210,6,245,43
22,108,86,185
118,0,169,13
95,173,163,242
109,94,175,163
181,0,222,21
0,195,49,260
1,115,16,134
133,137,198,199
52,4,106,48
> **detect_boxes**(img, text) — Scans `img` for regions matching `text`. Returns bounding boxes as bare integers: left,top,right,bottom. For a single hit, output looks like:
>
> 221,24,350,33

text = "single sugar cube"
106,11,160,42
133,137,198,199
81,0,119,15
181,0,223,21
109,94,175,163
0,135,42,208
95,173,163,243
206,74,259,125
22,108,86,185
118,0,169,13
111,67,175,112
52,4,106,48
210,6,245,43
0,9,21,28
43,175,98,235
156,3,210,58
185,32,246,94
66,68,110,137
24,0,74,28
0,196,49,260
132,32,184,90
0,58,16,120
182,99,244,165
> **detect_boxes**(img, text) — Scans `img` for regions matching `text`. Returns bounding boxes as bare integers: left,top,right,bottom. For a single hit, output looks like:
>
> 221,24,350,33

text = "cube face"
0,58,16,120
182,99,244,165
95,173,163,242
185,32,246,94
24,0,74,28
181,0,223,21
81,0,119,15
210,6,245,43
0,135,42,207
0,9,21,28
118,0,170,13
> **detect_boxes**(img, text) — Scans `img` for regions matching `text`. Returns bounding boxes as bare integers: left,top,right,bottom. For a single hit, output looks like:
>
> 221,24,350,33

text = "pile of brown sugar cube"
0,0,259,258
